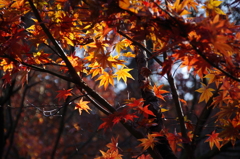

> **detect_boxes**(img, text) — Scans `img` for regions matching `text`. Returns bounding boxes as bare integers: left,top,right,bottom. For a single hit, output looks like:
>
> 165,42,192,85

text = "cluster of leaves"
0,0,240,158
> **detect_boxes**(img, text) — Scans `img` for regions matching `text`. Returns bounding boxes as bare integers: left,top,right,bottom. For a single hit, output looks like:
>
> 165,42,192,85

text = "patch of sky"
184,92,194,101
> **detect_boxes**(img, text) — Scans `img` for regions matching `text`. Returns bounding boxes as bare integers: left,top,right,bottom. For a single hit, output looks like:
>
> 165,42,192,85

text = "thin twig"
163,52,192,158
190,44,240,82
117,30,163,66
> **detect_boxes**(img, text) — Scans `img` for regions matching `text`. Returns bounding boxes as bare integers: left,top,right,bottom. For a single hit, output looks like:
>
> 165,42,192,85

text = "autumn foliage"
0,0,240,159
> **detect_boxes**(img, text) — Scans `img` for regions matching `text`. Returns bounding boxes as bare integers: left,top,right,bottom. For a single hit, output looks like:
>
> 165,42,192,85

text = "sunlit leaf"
138,133,158,151
115,67,134,83
75,98,91,115
196,83,215,103
205,130,222,150
96,71,115,90
119,0,130,10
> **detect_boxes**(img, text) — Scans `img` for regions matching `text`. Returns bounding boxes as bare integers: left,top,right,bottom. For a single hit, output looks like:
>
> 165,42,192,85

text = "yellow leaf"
122,52,136,58
114,67,134,83
203,0,226,16
115,41,127,54
204,74,215,84
64,37,74,46
11,0,24,9
0,0,10,8
75,98,91,115
196,83,215,103
160,107,169,112
119,0,130,10
96,71,115,89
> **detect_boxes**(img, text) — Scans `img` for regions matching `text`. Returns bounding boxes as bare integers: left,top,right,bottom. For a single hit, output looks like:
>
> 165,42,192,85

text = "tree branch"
163,51,192,159
4,83,35,158
117,30,163,66
136,46,177,159
191,84,222,149
51,82,71,159
190,39,240,83
27,2,163,158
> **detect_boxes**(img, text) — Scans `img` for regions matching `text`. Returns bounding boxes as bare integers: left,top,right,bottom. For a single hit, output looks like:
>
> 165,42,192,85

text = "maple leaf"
95,149,122,159
2,72,12,87
95,52,114,69
126,98,144,108
63,36,74,46
115,41,127,54
119,0,130,10
135,154,153,159
203,0,225,16
88,63,104,78
115,67,134,83
170,0,191,16
96,71,115,90
0,59,14,72
138,104,156,118
153,85,169,101
204,74,216,84
138,133,158,151
205,130,222,150
218,119,240,146
11,0,24,9
122,52,136,58
196,83,215,103
166,131,182,153
56,89,73,101
75,98,91,115
0,0,10,8
98,108,138,131
112,108,138,125
98,116,114,131
106,136,119,151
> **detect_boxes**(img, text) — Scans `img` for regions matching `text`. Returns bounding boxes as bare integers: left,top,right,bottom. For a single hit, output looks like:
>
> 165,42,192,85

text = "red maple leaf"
98,108,138,131
205,130,222,150
138,104,156,118
126,98,144,108
56,88,73,101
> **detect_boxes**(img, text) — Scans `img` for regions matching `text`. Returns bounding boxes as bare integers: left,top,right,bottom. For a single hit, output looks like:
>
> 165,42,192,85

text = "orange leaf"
166,131,181,153
119,0,130,10
95,149,122,159
205,130,222,150
138,133,158,151
196,83,215,103
75,98,91,115
153,85,169,101
135,154,153,159
106,136,119,151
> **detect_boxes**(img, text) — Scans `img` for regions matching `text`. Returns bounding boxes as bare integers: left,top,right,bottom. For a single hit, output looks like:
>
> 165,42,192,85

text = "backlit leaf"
119,0,130,10
138,133,158,151
75,98,91,115
205,130,222,150
196,83,215,103
96,71,115,90
115,67,134,83
56,89,73,101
